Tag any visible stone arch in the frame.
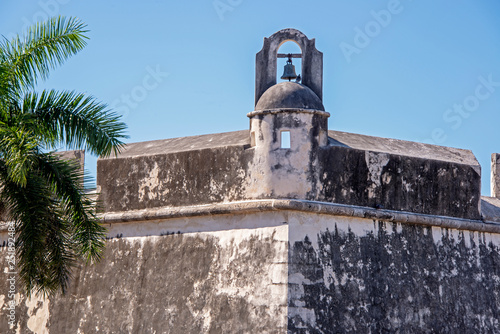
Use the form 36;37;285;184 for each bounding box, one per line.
255;28;323;106
276;40;302;81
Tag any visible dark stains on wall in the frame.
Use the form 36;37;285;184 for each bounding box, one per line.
0;231;286;333
305;114;328;200
288;222;500;333
97;131;480;219
319;147;481;219
97;146;254;212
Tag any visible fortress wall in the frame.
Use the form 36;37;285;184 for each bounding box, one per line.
287;212;500;333
2;207;500;333
97;145;254;213
318;146;481;220
97;135;481;221
492;153;500;198
0;212;289;334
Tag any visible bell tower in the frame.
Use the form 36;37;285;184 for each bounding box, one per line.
246;28;330;200
254;28;324;105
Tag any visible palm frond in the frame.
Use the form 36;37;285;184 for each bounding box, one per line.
35;152;106;263
23;90;127;157
0;16;126;297
1;16;88;95
0;160;75;297
0;119;39;186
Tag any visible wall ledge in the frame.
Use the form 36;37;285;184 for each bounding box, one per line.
97;199;500;234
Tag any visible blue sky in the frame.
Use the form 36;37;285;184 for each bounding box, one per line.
1;0;500;195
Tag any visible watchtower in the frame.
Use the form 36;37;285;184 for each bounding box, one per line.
247;28;329;199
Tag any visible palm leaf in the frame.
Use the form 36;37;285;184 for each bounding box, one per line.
0;16;127;296
23;90;127;157
0;16;88;96
36;152;106;262
0;160;74;297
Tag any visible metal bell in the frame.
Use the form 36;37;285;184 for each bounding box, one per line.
281;55;297;81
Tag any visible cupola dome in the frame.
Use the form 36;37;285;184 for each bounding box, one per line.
255;81;325;112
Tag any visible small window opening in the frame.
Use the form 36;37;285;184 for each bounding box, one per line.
281;131;291;149
250;131;256;147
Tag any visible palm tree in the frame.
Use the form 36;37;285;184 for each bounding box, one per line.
0;16;127;296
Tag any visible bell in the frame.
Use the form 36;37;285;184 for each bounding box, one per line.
281;56;297;81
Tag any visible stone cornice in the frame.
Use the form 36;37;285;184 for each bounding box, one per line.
98;199;500;234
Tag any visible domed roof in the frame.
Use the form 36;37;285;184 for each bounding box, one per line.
255;82;325;112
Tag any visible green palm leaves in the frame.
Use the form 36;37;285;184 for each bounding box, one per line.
0;16;127;296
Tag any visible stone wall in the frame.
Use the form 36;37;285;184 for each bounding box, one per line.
0;213;288;333
319;146;481;219
3;208;499;333
492;153;500;198
97;145;254;212
287;213;500;333
97;131;481;220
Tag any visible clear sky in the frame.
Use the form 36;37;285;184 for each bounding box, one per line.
1;0;500;195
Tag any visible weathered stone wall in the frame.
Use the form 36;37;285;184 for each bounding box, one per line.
492;153;500;198
287;213;500;333
97;131;481;220
319;146;481;219
246;111;328;200
97;145;254;212
1;208;500;333
0;213;288;333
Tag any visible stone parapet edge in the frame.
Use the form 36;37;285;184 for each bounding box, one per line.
1;199;498;233
247;109;330;118
96;199;500;233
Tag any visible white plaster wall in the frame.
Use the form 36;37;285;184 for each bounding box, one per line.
0;212;290;333
247;112;326;199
